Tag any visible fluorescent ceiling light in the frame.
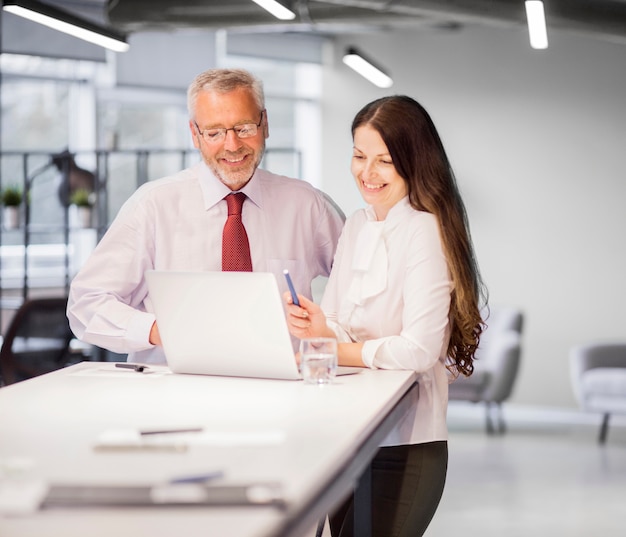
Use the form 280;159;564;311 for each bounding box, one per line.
525;1;549;50
250;0;296;21
3;0;129;52
342;47;393;89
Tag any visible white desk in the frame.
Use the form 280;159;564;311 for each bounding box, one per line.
0;362;417;537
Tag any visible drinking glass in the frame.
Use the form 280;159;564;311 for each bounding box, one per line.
299;337;338;385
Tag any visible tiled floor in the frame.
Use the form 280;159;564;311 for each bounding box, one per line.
429;403;626;537
311;403;626;537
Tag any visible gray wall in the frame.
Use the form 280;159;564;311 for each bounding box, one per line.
320;24;626;409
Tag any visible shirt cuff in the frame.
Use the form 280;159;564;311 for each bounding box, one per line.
362;338;395;369
126;310;157;349
361;339;378;369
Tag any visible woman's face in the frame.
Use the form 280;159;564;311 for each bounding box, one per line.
351;125;408;220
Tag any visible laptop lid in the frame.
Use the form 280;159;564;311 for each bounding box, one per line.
145;270;301;380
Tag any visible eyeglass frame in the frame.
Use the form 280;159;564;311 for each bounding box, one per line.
193;110;265;143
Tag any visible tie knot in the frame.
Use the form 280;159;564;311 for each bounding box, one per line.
226;192;246;216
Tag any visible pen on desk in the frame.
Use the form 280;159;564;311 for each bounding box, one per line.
115;363;149;373
283;269;300;307
168;470;224;484
140;427;204;436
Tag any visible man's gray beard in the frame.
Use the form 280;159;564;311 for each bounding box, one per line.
206;145;265;190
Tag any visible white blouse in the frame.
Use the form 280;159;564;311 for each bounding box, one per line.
321;197;453;445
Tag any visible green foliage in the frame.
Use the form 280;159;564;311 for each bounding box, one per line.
1;185;23;207
69;188;94;207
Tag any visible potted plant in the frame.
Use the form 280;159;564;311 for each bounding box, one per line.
1;185;23;229
69;188;94;228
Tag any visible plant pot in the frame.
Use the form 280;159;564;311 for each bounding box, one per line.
3;206;20;229
77;206;92;228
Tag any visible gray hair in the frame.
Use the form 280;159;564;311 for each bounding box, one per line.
187;68;265;119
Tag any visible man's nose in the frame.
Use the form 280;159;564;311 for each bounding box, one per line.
223;129;243;150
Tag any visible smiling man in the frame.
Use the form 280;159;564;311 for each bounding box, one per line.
192;85;266;191
67;68;345;365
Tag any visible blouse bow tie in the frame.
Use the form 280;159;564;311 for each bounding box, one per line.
346;220;388;306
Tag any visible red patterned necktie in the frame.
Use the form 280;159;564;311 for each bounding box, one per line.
222;192;253;272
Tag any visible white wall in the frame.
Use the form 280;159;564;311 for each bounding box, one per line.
320;24;626;409
117;30;218;89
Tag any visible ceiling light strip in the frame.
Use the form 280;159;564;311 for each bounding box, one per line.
3;0;129;52
525;1;549;50
250;0;296;21
342;48;393;88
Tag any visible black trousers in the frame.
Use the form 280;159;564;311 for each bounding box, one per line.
329;441;448;537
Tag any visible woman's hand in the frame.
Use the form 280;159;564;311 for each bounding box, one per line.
283;292;333;340
283;293;366;368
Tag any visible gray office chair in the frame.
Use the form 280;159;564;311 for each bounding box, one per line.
448;306;524;434
570;342;626;444
0;297;74;386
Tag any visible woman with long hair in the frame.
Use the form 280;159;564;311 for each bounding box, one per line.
285;95;487;537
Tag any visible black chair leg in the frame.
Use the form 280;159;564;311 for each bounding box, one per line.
485;402;507;435
598;413;610;444
485;402;495;434
496;402;506;434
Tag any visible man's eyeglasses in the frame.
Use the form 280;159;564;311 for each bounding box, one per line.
194;110;264;143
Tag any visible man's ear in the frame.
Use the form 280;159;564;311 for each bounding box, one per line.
263;109;270;139
189;120;201;149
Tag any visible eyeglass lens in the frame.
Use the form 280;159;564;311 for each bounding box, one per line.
197;111;263;142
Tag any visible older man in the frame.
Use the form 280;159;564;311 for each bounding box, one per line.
67;68;344;364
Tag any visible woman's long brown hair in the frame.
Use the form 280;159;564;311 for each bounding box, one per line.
352;95;487;376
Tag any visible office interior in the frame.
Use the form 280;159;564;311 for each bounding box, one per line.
1;1;625;535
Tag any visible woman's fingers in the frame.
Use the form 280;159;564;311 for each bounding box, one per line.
288;308;311;327
283;292;310;318
283;291;316;338
291;306;309;319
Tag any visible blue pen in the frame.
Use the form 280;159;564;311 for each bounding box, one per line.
283;269;300;306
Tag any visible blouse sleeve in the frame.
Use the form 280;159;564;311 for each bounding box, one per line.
363;214;452;372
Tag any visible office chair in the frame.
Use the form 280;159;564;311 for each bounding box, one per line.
448;306;524;434
570;342;626;444
0;297;74;386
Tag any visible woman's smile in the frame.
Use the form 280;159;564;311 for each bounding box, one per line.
361;180;386;191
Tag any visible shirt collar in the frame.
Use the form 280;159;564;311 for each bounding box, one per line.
197;161;263;210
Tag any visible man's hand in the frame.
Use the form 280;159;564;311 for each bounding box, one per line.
149;321;162;346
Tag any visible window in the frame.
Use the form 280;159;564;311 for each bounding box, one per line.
218;53;322;186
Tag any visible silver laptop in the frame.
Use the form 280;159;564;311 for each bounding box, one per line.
145;270;360;380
